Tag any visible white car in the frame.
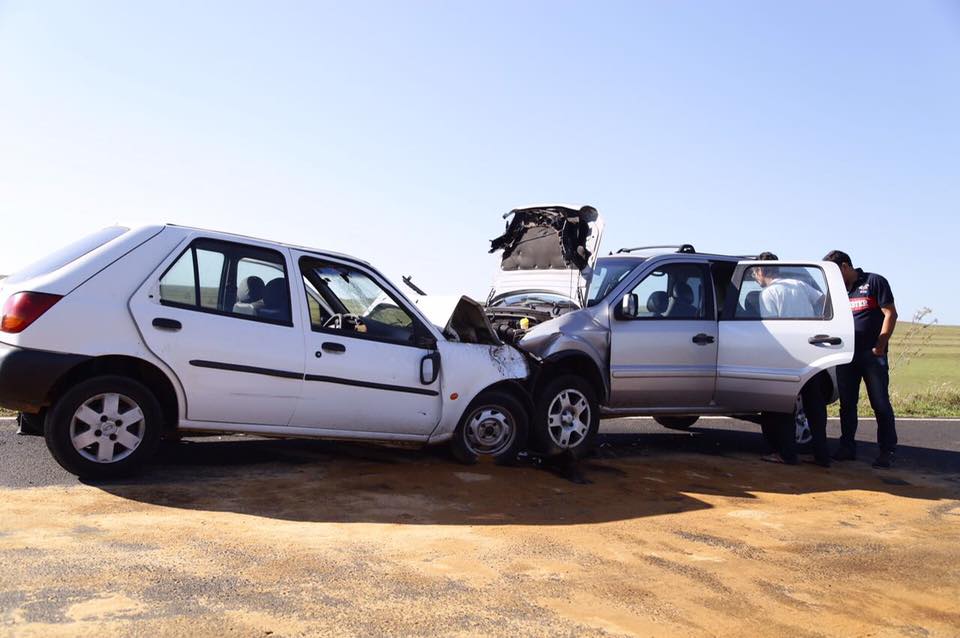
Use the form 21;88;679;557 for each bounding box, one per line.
0;224;531;477
484;205;856;457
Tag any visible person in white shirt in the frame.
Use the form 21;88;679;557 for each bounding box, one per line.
752;252;831;467
751;257;824;319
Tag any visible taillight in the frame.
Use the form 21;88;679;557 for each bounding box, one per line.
1;292;63;333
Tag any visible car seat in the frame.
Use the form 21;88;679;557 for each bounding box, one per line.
233;276;265;315
257;278;290;323
646;291;668;318
666;282;699;318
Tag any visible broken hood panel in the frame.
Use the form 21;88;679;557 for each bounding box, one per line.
414;295;502;345
488;205;604;305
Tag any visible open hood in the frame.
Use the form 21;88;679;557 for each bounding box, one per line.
487;204;604;306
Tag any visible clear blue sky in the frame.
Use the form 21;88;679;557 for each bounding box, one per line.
1;1;958;322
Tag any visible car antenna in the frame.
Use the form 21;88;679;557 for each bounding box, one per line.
402;275;427;296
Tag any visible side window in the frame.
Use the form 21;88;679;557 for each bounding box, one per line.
734;265;830;320
300;258;418;345
159;239;292;325
624;263;710;320
196;248;225;310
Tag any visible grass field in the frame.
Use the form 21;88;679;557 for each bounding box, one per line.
869;321;960;417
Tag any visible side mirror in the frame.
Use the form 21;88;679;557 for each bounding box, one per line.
420;351;441;385
614;293;639;320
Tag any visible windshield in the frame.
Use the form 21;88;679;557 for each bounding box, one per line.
586;258;642;307
490;291;576;308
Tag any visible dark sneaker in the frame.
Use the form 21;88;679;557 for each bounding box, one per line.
832;446;856;462
872;452;895;469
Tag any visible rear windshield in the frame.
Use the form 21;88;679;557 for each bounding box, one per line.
4;226;129;285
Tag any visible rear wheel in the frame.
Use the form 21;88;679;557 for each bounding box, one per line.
450;391;528;465
533;375;600;459
44;375;162;478
653;416;699;430
794;395;813;445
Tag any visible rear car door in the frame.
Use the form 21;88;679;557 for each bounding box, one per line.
289;252;442;436
129;236;305;426
716;261;854;412
608;260;718;408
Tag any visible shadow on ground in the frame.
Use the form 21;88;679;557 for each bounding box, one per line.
86;426;960;526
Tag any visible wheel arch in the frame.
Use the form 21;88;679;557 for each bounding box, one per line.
534;351;608;404
802;369;835;403
467;379;534;420
47;355;180;434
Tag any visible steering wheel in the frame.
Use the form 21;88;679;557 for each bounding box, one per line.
323;313;365;332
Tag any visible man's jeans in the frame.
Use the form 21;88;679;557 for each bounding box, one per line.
837;350;897;454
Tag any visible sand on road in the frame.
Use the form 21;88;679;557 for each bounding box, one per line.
1;443;959;637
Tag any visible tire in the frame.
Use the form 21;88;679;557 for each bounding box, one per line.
450;391;528;465
44;375;163;479
532;374;600;459
793;395;813;446
653;416;699;430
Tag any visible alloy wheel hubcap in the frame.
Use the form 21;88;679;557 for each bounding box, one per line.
795;396;812;445
464;406;515;456
69;393;146;463
547;389;591;449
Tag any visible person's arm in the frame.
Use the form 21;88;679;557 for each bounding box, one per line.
873;303;898;356
872;274;897;356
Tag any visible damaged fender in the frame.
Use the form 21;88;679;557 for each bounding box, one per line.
428;342;530;444
518;310;611;400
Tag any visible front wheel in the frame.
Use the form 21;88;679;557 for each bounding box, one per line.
450;391;528;465
532;375;600;459
44;375;163;479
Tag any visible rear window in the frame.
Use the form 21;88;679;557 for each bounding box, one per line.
4;226;129;285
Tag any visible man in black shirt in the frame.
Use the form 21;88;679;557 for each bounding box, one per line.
824;250;899;468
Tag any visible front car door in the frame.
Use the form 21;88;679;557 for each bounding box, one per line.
608;260;718;408
289;251;442;437
130;236;305;426
716;260;854;412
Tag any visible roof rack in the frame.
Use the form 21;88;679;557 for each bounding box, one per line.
615;244;696;255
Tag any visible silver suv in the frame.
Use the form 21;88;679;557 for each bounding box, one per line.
485;205;855;458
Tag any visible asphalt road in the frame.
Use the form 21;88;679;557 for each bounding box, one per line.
2;416;958;488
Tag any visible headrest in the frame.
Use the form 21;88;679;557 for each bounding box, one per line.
673;281;694;303
262;278;289;309
238;276;265;303
647;291;668;314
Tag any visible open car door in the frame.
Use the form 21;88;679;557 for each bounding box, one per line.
716;260;854;413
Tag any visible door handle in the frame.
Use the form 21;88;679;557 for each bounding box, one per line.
321;342;346;353
809;334;842;345
692;333;715;345
152;318;182;331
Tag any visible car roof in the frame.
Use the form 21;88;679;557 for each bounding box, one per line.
157;223;373;266
597;248;744;262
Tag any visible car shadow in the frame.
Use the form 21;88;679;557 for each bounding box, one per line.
85;427;960;526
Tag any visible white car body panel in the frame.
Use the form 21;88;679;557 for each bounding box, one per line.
716;261;855;412
413;295;468;331
287;249;443;435
427;340;529;443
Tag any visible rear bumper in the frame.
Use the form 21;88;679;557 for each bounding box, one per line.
0;342;88;412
